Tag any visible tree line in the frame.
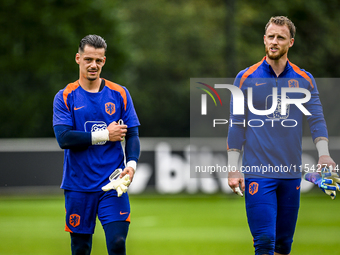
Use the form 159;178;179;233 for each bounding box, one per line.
1;0;339;138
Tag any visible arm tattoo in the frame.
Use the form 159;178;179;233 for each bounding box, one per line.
314;136;328;144
227;148;242;153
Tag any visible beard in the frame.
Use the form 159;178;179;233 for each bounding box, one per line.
265;46;287;60
87;76;98;81
86;69;99;81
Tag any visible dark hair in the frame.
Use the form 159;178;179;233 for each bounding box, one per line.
78;34;107;53
265;16;296;38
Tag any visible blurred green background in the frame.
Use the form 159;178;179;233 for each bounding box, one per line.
1;0;340;138
1;1;340;254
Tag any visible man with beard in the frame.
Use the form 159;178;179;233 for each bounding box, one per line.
53;35;140;255
227;16;335;255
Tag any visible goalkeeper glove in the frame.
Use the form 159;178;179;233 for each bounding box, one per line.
235;187;243;197
304;167;340;200
102;174;131;197
322;166;340;196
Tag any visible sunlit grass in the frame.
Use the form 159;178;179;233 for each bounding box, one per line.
0;192;338;255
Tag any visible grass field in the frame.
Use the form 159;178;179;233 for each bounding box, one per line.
0;192;339;255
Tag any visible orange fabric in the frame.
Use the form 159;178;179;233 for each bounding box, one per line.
288;61;314;89
239;57;265;89
64;208;73;232
63;81;80;111
62;79;128;111
125;213;131;223
103;79;128;111
65;223;73;233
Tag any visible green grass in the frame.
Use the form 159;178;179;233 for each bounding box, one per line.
0;193;339;255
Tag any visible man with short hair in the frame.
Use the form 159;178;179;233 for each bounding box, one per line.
227;16;335;255
53;34;140;255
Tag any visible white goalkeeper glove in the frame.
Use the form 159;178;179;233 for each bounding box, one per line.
234;187;243;197
102;169;131;197
304;167;340;200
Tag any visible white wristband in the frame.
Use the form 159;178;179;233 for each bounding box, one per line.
316;139;330;157
227;150;240;171
126;160;137;172
91;129;109;145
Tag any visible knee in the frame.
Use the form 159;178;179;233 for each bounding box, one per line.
104;221;129;255
254;234;275;255
107;235;126;255
72;245;91;255
71;233;92;255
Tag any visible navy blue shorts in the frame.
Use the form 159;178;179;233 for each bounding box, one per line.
245;178;301;255
64;189;130;234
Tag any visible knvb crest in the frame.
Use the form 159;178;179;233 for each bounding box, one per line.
249;182;259;195
69;214;80;228
105;102;116;115
288;79;299;88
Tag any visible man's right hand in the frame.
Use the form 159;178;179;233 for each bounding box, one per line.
228;170;245;196
107;121;127;142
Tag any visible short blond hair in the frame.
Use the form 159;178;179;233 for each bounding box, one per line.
265;16;296;38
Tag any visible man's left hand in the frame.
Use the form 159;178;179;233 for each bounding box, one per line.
120;166;135;183
102;174;131;197
304;169;338;199
318;155;336;171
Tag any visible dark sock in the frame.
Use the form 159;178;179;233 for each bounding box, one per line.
103;221;130;255
70;233;92;255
